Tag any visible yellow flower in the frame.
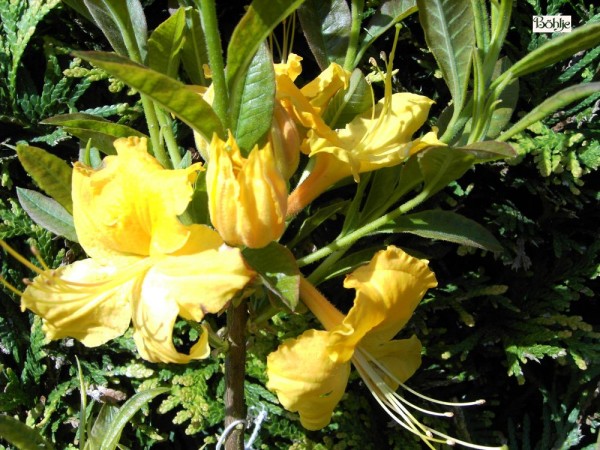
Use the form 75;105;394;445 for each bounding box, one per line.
281;50;444;216
1;137;255;364
206;133;287;249
267;247;500;449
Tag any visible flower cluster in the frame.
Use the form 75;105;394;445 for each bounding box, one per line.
0;48;497;449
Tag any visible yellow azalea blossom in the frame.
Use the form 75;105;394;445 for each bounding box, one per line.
206;133;287;249
1;137;255;364
267;247;502;449
282;44;444;216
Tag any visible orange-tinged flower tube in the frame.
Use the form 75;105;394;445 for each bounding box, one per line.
3;137;255;364
206;133;287;248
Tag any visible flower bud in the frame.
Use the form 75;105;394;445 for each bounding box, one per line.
206;133;287;248
269;102;301;180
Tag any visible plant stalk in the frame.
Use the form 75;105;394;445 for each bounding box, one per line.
224;301;247;450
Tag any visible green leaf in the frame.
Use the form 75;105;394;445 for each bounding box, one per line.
376;209;503;251
43;113;147;155
461;140;517;160
417;146;475;197
417;0;474;114
322;68;372;129
82;0;147;62
507;22;600;79
230;43;275;154
356;0;417;67
75;51;224;141
242;242;300;311
498;82;600;142
287;200;349;248
297;0;350;69
16;188;78;242
148;7;186;77
16;144;73;214
226;0;305;94
486;58;519;139
99;388;169;450
88;404;119;449
180;7;209;86
0;415;55;450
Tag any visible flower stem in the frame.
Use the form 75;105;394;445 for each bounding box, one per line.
344;0;364;71
297;189;430;267
199;0;230;129
224;301;247;450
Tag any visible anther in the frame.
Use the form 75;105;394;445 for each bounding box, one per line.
444;412;454;417
447;439;457;446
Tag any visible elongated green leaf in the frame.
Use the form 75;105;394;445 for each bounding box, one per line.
322;68;372;129
88;404;119;449
76;51;224;141
83;0;147;61
180;7;209;86
508;22;600;79
100;388;169;450
356;0;417;67
297;0;350;69
461;140;516;160
486;58;519;139
16;188;78;242
0;415;55;450
376;209;503;251
417;0;474;113
243;242;300;311
148;7;186;77
226;0;305;92
43;113;147;155
418;146;475;197
498;82;600;142
231;43;275;153
16;145;73;214
287;200;349;248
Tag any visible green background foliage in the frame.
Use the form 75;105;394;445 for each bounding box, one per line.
1;0;599;449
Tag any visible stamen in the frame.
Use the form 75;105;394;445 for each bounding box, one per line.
0;240;44;275
351;346;506;450
0;275;24;296
30;245;50;271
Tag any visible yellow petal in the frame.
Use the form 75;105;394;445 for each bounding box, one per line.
132;277;210;364
274;53;303;81
306;93;439;179
207;134;287;248
267;329;351;430
73;137;202;261
143;241;254;323
21;258;136;347
362;335;422;388
300;62;350;113
343;246;437;349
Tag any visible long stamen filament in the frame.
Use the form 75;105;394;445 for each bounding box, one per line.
352;347;506;450
0;240;44;275
365;347;486;408
0;275;25;296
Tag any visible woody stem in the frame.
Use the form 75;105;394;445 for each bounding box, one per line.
224;302;247;450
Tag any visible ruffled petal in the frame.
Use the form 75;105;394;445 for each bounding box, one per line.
21;258;135;347
73;137;202;261
267;329;351;430
362;335;423;389
343;246;437;348
132;276;209;363
143;229;254;322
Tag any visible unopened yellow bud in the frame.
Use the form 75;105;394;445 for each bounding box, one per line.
269;103;300;180
206;133;288;248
